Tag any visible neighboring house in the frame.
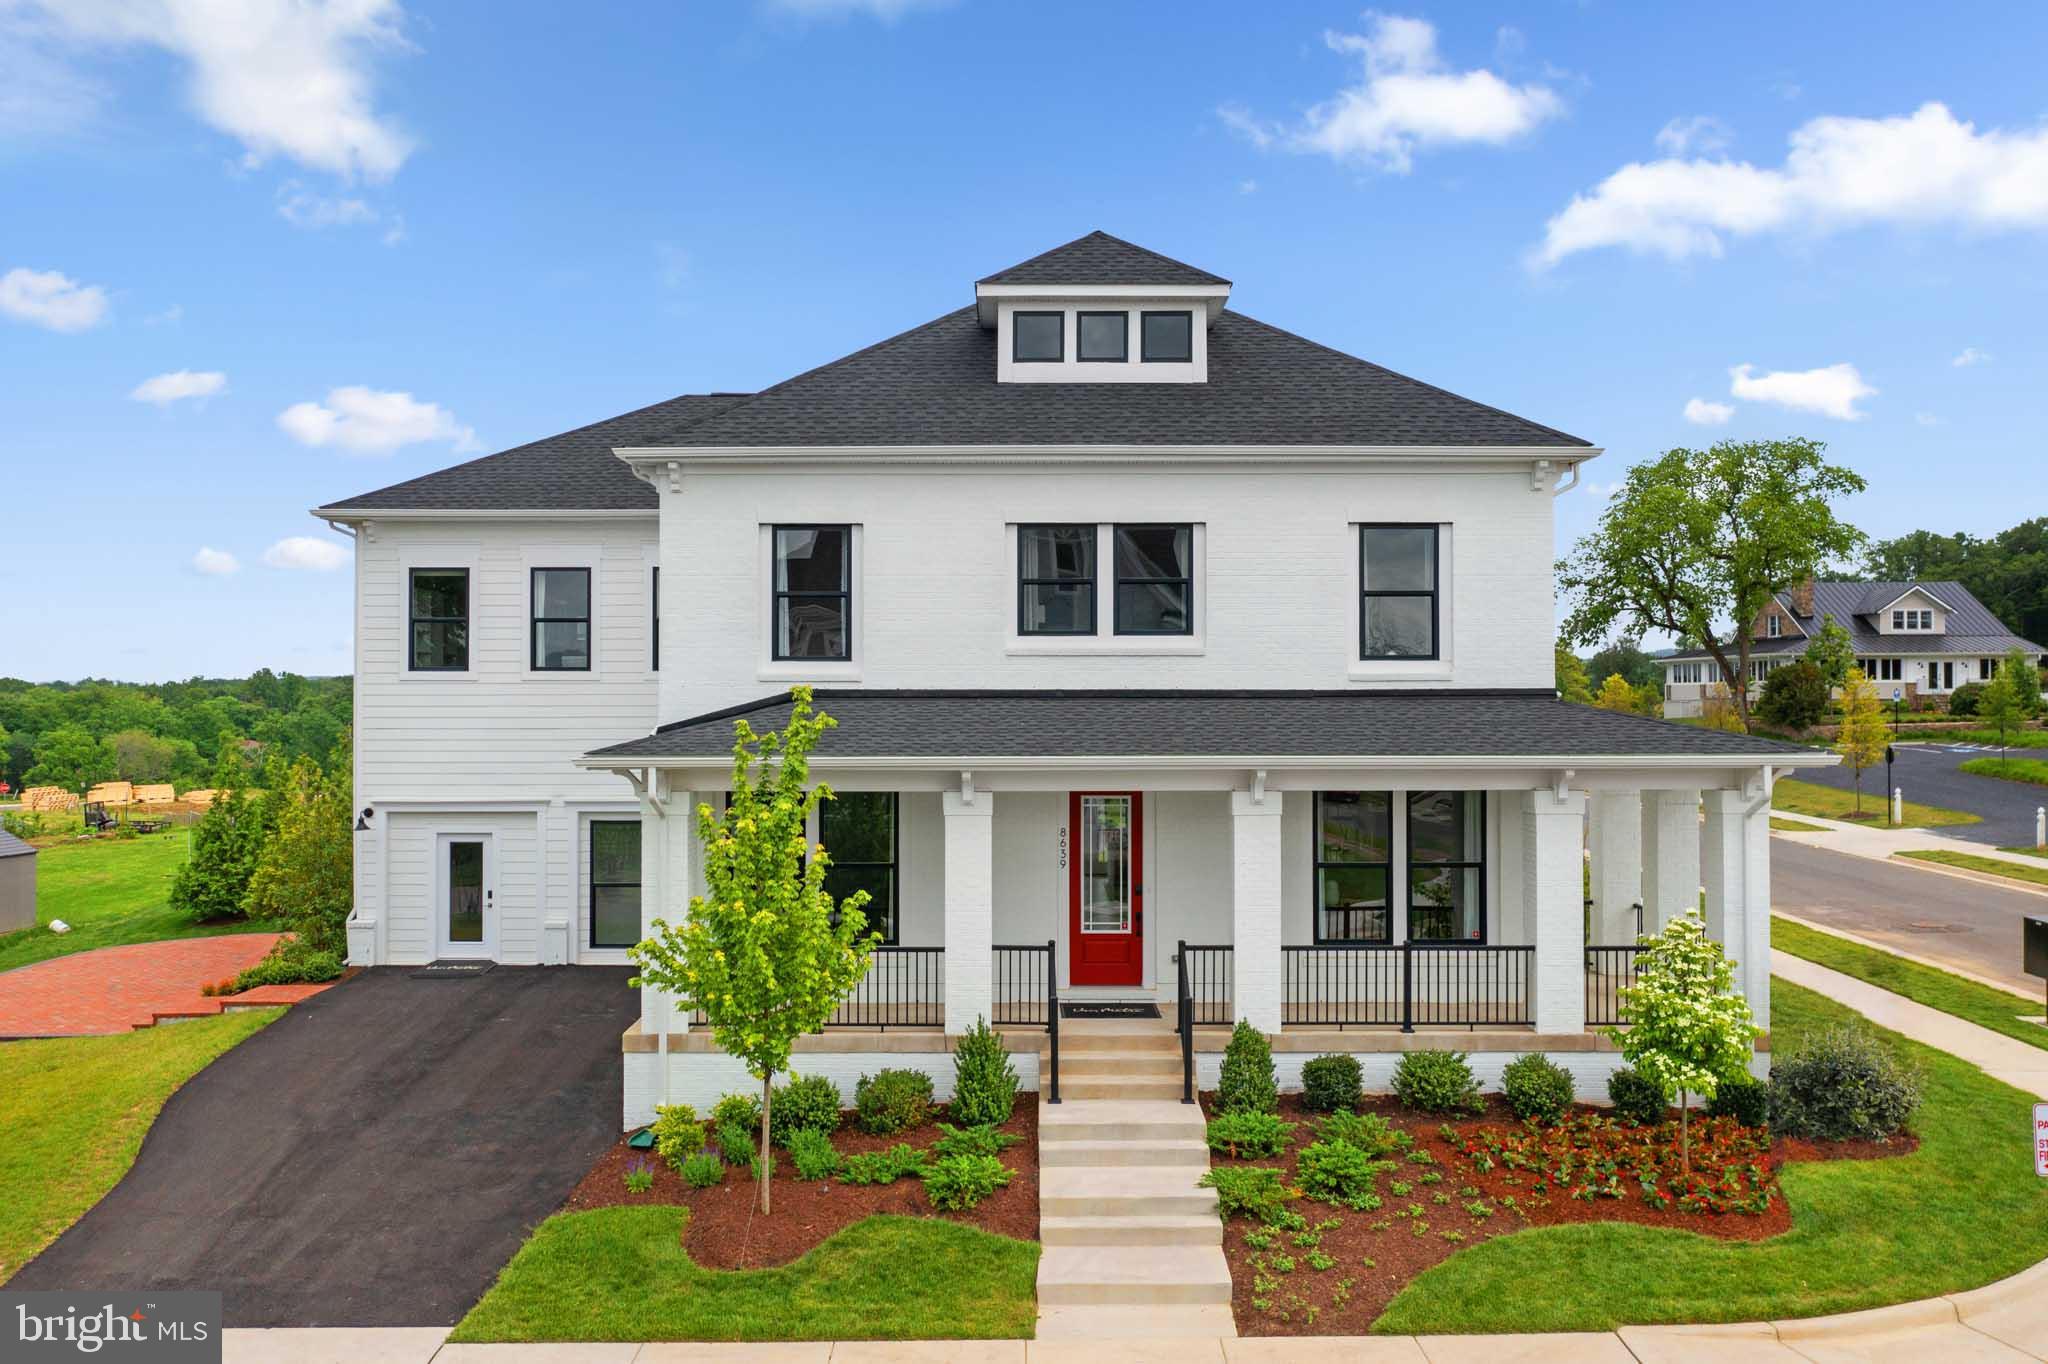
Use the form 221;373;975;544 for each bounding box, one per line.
316;232;1827;1126
0;828;35;934
1660;578;2046;717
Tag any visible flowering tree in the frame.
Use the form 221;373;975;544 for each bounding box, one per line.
1608;909;1759;1172
629;687;878;1213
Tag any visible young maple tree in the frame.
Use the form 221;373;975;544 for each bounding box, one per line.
1608;908;1759;1173
629;686;878;1214
1834;671;1889;817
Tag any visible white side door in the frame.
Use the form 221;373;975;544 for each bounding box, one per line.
435;831;496;960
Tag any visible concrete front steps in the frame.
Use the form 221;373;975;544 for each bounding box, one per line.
1055;1027;1185;1101
1035;1096;1236;1341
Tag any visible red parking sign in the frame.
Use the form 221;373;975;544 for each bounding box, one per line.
2037;1104;2048;1178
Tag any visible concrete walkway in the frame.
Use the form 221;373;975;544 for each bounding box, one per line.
1774;810;2048;876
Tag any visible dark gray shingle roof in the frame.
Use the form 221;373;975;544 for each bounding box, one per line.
1666;580;2043;661
0;828;36;859
978;231;1230;286
585;690;1812;763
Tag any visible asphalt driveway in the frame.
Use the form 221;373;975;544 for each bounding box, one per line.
1788;739;2047;847
10;965;638;1327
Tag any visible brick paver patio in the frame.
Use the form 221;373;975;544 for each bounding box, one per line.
0;934;336;1037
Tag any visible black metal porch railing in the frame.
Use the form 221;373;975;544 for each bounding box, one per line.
1281;944;1536;1030
1176;942;1233;1102
994;940;1059;1103
1584;945;1644;1027
825;945;944;1029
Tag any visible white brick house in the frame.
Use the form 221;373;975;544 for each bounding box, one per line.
316;233;1829;1126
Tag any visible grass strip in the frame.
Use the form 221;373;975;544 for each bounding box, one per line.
1769;915;2046;1048
1769;817;1829;833
1896;849;2048;890
1959;756;2048;787
1771;777;1979;829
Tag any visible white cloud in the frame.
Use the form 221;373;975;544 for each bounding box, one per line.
1537;102;2048;267
278;385;477;455
263;535;351;571
276;183;377;228
1222;13;1562;174
0;266;110;331
1951;346;1991;367
130;369;226;405
192;546;240;576
1728;362;1876;421
19;0;415;180
1655;115;1732;157
1683;397;1734;425
765;0;951;19
1237;178;1259;195
1915;411;1941;427
0;12;109;135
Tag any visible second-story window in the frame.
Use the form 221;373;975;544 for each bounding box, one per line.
409;568;468;672
1013;311;1063;363
1359;525;1438;659
1141;310;1192;362
773;525;851;660
1018;525;1096;635
1077;311;1128;362
531;567;592;670
1114;524;1192;635
1767;614;1781;638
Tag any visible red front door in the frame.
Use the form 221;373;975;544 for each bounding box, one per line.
1069;791;1143;987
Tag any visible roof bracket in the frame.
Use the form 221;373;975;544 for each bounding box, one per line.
666;461;683;495
1552;769;1576;802
1530;458;1554;493
1250;768;1267;804
960;770;975;806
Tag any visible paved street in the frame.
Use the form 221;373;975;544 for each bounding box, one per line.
1773;838;2048;996
1788;739;2047;847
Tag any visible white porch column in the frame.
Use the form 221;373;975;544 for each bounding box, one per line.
641;783;692;1037
1230;789;1284;1034
1588;791;1644;944
1639;789;1701;932
943;789;995;1034
1523;787;1588;1034
1701;785;1773;1031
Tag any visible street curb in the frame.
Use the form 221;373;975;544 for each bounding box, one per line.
1771;912;2041;1000
1887;851;2048;900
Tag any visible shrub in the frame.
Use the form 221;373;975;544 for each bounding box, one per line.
1300;1053;1363;1112
622;1158;654;1193
855;1067;935;1135
1501;1052;1575;1125
838;1143;928;1186
1706;1072;1771;1127
1948;681;1985;717
787;1126;842;1180
931;1122;1021;1160
921;1153;1014;1210
1756;660;1828;732
715;1119;754;1167
680;1151;724;1188
1770;1026;1921;1141
1314;1109;1410;1159
1296;1139;1390;1211
1198;1165;1295;1222
1391;1051;1481;1115
228;937;344;992
770;1074;843;1146
1217;1019;1278;1114
650;1104;706;1171
712;1092;761;1131
1607;1068;1666;1126
1206;1110;1295;1159
951;1017;1019;1126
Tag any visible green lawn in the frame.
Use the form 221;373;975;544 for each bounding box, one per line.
1896;848;2048;890
1372;977;2048;1333
449;1209;1040;1342
1894;727;2048;747
1769;817;1829;833
1999;846;2048;857
1959;756;2048;787
1771;777;1979;828
1770;915;2047;1049
0;1008;282;1284
0;833;279;974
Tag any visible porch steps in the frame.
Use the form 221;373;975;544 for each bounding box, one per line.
1060;1077;1183;1101
1034;1096;1236;1337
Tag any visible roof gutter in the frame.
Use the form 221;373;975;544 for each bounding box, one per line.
572;750;1835;773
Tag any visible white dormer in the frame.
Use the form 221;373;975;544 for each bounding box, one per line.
1869;586;1952;634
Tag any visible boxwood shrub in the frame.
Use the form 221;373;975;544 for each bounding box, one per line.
855;1067;934;1135
951;1017;1019;1126
1217;1019;1278;1114
770;1074;843;1146
1501;1052;1575;1125
1769;1026;1920;1140
1300;1053;1363;1112
1705;1072;1771;1127
1391;1050;1481;1115
1607;1067;1666;1126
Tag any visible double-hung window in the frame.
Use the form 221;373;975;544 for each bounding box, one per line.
1359;525;1439;659
772;526;851;661
1767;615;1781;638
1407;791;1485;942
1314;792;1392;944
1113;524;1193;635
1018;525;1096;635
821;792;897;943
409;568;469;671
531;567;591;670
589;820;642;949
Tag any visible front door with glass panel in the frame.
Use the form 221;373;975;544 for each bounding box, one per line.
1069;792;1142;986
437;833;494;959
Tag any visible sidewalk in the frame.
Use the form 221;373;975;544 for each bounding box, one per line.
1774;811;2048;877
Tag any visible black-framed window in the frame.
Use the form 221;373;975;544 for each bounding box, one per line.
651;566;660;672
1141;310;1193;362
1315;792;1392;944
1077;311;1128;362
1018;524;1096;635
822;792;897;944
409;568;469;671
1113;524;1193;635
1407;791;1485;943
531;567;591;671
1013;310;1063;363
590;819;642;949
772;525;851;661
1360;525;1439;660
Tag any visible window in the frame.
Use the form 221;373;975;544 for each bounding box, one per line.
1892;610;1903;630
1983;658;1998;679
589;820;641;949
1931;660;1954;690
1314;792;1392;943
772;526;851;661
821;792;897;943
1861;657;1902;682
1076;311;1128;362
531;567;591;670
651;566;660;672
1140;310;1192;362
1767;615;1782;638
1359;525;1439;659
1018;525;1096;635
409;568;469;671
1407;791;1485;942
1013;311;1063;363
1113;524;1193;634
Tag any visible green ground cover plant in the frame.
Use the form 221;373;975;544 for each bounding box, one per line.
1771;916;2048;1051
1958;756;2048;787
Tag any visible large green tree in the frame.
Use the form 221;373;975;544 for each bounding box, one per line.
23;725;114;792
244;734;354;953
170;750;265;922
1802;614;1856;690
1558;438;1866;728
1555;642;1593;704
1584;640;1663;691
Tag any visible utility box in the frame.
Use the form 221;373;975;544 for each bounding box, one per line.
2027;916;2048;983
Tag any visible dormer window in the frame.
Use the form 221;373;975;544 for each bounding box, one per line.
1141;311;1193;363
1767;615;1781;638
1077;311;1128;363
1013;311;1063;363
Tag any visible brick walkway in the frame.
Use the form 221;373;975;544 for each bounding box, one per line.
0;934;336;1037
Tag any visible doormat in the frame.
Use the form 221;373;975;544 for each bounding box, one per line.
411;960;496;978
1061;1001;1161;1019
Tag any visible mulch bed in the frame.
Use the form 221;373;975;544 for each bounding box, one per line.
1218;1092;1913;1336
563;1104;1038;1269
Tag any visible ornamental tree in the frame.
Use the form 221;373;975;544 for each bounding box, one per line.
1803;614;1855;690
629;686;878;1214
1755;660;1827;733
1978;673;2023;755
1834;671;1888;817
1608;909;1759;1173
2002;647;2043;717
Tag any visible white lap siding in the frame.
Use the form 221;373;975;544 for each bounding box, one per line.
382;810;542;964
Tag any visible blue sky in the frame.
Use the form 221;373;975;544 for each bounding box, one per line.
3;1;2043;682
